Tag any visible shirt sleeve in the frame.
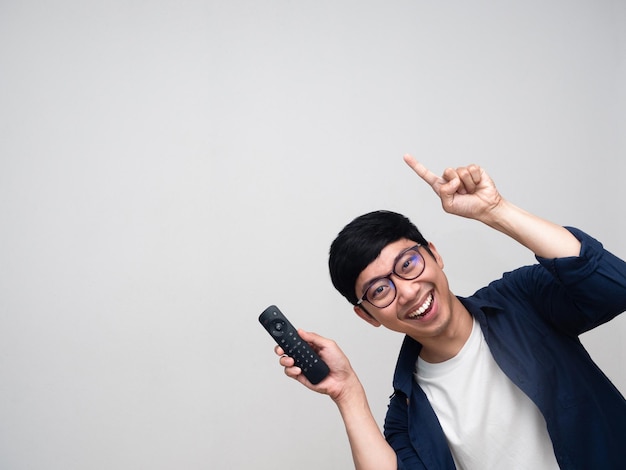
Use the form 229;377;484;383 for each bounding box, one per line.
534;226;626;334
384;394;412;469
384;393;425;470
384;390;457;469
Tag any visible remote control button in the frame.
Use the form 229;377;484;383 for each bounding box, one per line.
271;320;286;336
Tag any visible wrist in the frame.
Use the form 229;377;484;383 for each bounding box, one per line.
479;197;516;229
333;374;367;410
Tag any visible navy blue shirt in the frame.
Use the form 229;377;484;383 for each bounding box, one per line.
384;227;626;469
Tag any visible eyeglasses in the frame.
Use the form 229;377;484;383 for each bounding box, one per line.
356;244;426;309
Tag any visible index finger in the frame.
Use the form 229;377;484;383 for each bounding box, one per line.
403;154;441;187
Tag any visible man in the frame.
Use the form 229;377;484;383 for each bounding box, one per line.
275;155;626;469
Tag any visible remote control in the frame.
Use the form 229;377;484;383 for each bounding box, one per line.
259;305;330;385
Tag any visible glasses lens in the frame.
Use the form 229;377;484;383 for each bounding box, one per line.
395;248;424;280
366;278;396;308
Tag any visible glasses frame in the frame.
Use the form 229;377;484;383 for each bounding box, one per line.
356;244;426;309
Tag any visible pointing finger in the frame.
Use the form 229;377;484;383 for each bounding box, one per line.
403;154;441;188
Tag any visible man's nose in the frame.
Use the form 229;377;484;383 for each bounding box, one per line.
394;276;421;305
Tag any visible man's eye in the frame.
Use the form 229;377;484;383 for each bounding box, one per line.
400;255;417;272
369;282;391;300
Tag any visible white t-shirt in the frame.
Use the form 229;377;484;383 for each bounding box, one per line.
415;318;560;470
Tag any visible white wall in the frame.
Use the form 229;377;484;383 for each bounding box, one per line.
1;1;624;468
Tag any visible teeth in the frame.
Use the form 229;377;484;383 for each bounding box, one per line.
408;293;433;318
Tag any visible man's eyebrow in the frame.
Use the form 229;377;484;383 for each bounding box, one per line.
359;250;406;294
359;245;422;294
360;271;393;295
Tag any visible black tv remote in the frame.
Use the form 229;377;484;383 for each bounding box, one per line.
259;305;330;385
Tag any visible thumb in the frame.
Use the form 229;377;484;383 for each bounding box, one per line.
439;177;461;209
297;329;327;347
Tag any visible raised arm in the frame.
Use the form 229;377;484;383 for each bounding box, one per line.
403;154;581;259
276;330;397;470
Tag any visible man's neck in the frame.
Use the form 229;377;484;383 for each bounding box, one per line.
417;298;474;364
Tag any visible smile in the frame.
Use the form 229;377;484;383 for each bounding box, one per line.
407;292;434;318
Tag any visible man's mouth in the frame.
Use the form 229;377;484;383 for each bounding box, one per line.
407;292;434;319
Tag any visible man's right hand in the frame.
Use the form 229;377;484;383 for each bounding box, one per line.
275;329;361;404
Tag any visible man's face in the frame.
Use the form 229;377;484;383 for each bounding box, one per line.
352;238;458;342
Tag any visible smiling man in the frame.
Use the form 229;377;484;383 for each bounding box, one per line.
276;155;626;470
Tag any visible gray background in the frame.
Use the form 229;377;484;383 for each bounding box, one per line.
1;1;624;469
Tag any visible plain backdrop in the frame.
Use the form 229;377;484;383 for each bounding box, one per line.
1;1;625;469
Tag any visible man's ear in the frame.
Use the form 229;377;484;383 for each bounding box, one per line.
354;305;381;327
427;241;444;269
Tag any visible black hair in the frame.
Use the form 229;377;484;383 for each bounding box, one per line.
328;210;428;305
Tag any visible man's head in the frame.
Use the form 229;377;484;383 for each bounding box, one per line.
328;210;429;305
